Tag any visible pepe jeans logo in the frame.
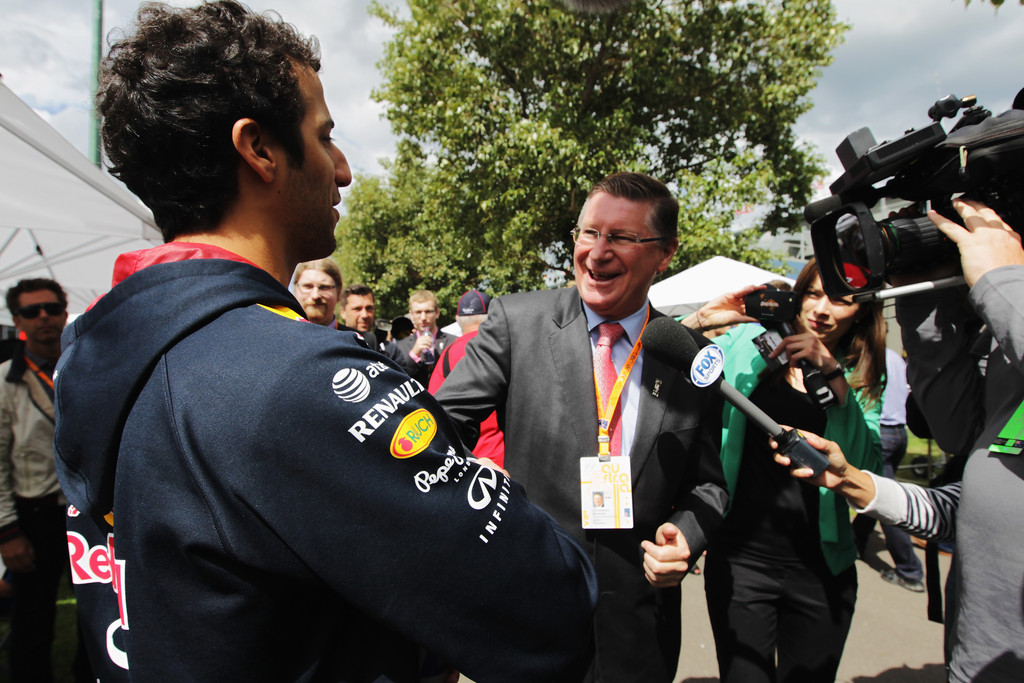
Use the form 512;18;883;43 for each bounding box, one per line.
333;368;371;403
390;409;437;458
690;344;725;388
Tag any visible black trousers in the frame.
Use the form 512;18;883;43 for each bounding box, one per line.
8;499;66;683
705;551;857;683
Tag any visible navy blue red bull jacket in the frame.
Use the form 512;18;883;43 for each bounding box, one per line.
54;244;597;682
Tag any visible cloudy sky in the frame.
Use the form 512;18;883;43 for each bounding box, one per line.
3;0;1023;192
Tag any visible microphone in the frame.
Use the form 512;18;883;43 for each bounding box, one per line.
641;317;831;476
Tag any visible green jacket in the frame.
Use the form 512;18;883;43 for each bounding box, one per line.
713;323;882;575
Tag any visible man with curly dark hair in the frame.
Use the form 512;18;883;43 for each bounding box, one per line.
53;3;597;682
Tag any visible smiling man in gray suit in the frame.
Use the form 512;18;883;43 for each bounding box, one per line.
436;172;728;682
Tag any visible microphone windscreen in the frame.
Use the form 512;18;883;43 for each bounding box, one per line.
640;317;701;372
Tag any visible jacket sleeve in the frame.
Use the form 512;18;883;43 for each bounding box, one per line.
665;374;727;560
895;285;987;457
0;370;19;535
205;331;596;683
434;299;513;449
972;266;1024;376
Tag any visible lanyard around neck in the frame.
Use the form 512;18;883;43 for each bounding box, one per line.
593;308;650;458
23;356;54;391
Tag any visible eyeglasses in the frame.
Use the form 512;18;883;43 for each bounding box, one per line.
571;227;666;248
16;302;65;319
297;283;337;293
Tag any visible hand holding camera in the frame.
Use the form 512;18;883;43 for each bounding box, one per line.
928;198;1024;287
682;284;761;333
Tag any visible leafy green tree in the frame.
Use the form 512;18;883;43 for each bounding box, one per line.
337;0;846;316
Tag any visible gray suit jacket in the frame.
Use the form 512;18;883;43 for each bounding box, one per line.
436;288;727;683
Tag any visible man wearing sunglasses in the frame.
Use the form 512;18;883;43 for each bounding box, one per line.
0;278;88;682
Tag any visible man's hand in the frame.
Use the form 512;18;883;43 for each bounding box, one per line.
640;522;691;588
473;457;509;477
410;333;434;357
929;198;1024;287
0;536;36;573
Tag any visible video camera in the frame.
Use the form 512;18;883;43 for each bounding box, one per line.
806;91;1024;299
743;286;837;410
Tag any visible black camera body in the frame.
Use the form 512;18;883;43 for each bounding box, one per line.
743;287;837;410
806;92;1024;298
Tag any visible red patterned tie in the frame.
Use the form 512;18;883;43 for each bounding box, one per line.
594;322;627;457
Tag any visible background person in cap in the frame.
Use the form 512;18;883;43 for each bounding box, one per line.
389;315;414;342
428;289;505;468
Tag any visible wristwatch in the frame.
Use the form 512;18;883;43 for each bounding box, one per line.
822;366;845;381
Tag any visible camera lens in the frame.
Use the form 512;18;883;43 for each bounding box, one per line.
885;216;959;272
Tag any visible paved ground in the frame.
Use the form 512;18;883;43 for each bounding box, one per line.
461;529;949;683
676;529;950;682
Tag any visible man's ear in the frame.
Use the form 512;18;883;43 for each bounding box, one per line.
656;237;679;273
232;118;278;184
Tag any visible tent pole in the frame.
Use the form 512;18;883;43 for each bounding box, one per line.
89;0;103;167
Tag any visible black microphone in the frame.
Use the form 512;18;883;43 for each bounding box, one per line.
641;317;830;476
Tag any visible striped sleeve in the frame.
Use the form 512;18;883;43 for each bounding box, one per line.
856;473;960;543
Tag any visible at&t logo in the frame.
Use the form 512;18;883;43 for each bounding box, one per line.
333;367;371;402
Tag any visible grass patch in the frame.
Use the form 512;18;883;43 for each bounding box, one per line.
896;435;950;485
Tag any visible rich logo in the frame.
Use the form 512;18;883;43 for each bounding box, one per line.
690;344;725;388
333;367;371;403
390;409;437;458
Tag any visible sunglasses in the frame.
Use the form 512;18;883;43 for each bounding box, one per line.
16;302;65;319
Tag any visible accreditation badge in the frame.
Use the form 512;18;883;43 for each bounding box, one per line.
580;456;633;529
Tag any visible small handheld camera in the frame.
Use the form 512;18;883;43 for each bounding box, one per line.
743;286;837;410
743;289;796;323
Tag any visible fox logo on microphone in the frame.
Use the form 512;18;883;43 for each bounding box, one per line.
690;345;725;388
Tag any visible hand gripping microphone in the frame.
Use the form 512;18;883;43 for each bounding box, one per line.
641;317;831;477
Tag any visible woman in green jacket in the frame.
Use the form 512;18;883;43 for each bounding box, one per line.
682;258;885;683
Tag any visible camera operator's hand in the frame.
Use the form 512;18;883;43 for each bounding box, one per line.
928;198;1024;287
770;428;876;507
682;284;761;333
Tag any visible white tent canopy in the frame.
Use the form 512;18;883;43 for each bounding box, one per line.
649;256;794;318
0;78;161;326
